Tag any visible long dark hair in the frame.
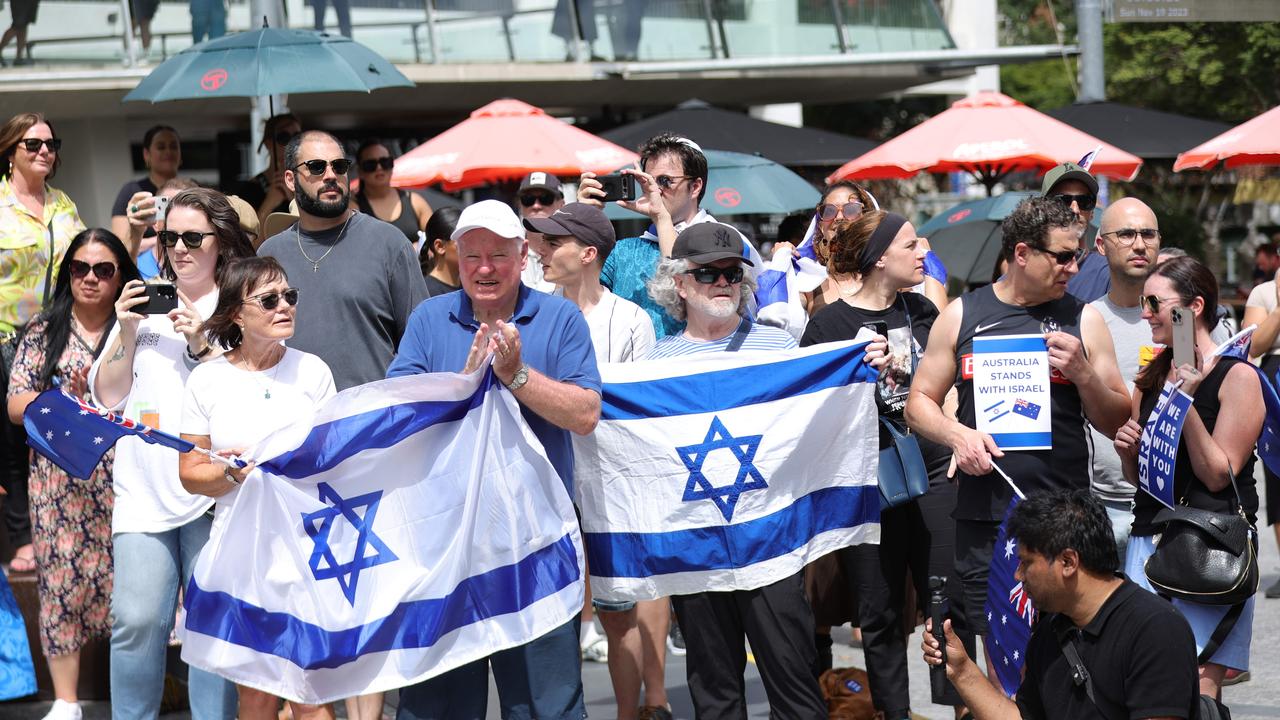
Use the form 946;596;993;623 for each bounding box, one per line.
161;188;256;284
1134;256;1220;396
35;229;141;389
419;206;461;275
201;257;288;350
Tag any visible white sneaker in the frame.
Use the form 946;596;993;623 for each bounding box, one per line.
42;699;82;720
581;635;608;663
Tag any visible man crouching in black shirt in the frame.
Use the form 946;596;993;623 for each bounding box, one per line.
922;490;1200;719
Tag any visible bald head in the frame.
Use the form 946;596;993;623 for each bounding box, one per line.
1097;198;1159;287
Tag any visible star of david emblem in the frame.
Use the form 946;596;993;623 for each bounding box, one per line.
301;482;398;605
675;416;767;522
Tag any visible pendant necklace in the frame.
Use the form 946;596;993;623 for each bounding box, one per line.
241;345;283;399
297;211;352;272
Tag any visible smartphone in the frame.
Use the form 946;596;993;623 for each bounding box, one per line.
138;282;178;315
154;195;170;223
597;173;635;203
1171;306;1195;369
862;321;889;339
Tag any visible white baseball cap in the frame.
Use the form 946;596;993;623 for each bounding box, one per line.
451;199;526;242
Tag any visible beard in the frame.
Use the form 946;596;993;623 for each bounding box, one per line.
296;180;350;218
686;289;740;320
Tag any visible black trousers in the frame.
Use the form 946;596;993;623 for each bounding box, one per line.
840;482;972;716
672;571;827;720
0;354;31;549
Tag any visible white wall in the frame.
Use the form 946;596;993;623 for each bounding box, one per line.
53;118;133;229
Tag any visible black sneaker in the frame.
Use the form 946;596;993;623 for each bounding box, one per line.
667;621;687;657
1266;577;1280;599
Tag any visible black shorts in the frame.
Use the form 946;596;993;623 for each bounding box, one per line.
948;518;1000;636
131;0;161;22
11;0;39;26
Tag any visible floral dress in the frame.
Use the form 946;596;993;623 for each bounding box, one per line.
5;318;113;657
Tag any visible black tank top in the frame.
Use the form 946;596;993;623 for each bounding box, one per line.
356;189;418;243
1132;356;1260;536
953;284;1090;521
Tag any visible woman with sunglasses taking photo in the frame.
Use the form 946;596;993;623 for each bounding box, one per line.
179;256;336;720
352;139;431;244
91;187;253;719
7;228;140;720
2;111;86;578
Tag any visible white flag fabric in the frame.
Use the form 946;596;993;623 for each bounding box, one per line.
180;368;583;704
574;341;881;601
755;247;828;340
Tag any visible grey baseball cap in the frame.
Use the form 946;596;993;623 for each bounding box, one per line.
1041;162;1099;196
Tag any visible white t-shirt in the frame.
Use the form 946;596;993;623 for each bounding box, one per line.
1246;281;1280;356
88;291;219;534
181;348;336;532
583;289;656;363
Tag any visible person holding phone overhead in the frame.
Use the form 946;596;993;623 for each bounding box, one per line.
90;188;253;719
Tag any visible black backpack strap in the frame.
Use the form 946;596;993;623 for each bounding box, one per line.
1197;601;1244;666
725;316;752;353
1057;632;1097;707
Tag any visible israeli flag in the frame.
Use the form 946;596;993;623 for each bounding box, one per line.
575;341;881;600
180;368;583;704
755;248;827;340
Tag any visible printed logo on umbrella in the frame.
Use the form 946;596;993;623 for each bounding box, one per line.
200;68;229;92
947;208;972;224
715;187;741;208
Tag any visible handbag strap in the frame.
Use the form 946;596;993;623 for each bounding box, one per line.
1057;631;1098;706
725;316;752;353
1198;601;1245;666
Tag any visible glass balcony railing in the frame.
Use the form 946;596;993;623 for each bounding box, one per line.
1;0;954;68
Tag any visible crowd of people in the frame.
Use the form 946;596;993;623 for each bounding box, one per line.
0;106;1275;720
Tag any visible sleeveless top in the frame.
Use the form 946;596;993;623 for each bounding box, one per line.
953;284;1090;521
356;189;418;243
1132;356;1260;536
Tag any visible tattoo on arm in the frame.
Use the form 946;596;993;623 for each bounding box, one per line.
108;344;125;363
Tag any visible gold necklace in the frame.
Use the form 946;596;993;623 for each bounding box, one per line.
296;212;352;272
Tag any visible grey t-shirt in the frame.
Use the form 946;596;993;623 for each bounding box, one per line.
259;212;428;391
1088;295;1156;502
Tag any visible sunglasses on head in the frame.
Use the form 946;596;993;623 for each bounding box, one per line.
1027;244;1087;267
293;158;352;177
158;230;215;249
19;138;61;153
68;260;117;281
1139;295;1183;314
1052;192;1097;212
519;192;557;208
273;130;298;147
244;287;300;311
686;266;744;285
819;201;864;222
359;157;395;173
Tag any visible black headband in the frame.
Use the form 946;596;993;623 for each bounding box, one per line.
858;212;908;275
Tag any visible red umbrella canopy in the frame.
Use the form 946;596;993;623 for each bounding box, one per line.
826;91;1142;185
1174;105;1280;172
392;98;638;191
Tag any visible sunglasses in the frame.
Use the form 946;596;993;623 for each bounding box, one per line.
519;192;557;208
1101;227;1161;246
1052;193;1097;212
1027;244;1087;267
158;230;216;249
19;138;61;153
655;175;691;190
359;157;395;173
273;130;298;147
1139;295;1183;314
244;287;300;311
293;158;353;177
68;260;117;281
819;201;864;222
686;266;745;285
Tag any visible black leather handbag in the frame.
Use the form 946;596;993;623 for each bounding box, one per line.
877;417;929;510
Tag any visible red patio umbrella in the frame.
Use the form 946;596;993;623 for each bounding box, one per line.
391;98;638;191
827;91;1143;194
1173;105;1280;172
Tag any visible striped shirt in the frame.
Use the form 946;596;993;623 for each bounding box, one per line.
643;322;797;359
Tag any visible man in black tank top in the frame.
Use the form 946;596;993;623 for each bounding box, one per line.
905;197;1131;651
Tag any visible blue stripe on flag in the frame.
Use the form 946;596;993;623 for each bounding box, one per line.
973;337;1047;354
990;432;1052;448
183;532;579;670
261;379;490;478
584;485;878;578
603;344;876;421
754;268;788;308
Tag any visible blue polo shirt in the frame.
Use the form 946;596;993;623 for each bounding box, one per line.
386;284;601;493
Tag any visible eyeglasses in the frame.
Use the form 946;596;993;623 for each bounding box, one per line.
1139;295;1183;314
359;157;395;173
519;192;557;208
292;158;353;177
19;138;61;153
273;130;298;147
1027;244;1087;267
686;266;744;285
1101;228;1161;246
655;175;692;190
819;201;864;222
244;287;300;311
157;230;216;249
1052;193;1097;212
68;260;117;281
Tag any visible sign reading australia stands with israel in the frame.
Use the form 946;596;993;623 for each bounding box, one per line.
971;335;1051;451
1113;0;1280;22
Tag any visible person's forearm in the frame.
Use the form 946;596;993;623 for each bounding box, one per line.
948;661;1022;720
1077;372;1131;438
905;390;966;448
655;211;676;258
1248;307;1280;358
506;369;600;435
7;391;37;424
178;453;239;498
93;332;138;409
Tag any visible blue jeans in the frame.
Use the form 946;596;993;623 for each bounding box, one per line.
396;617;585;720
110;515;237;720
189;0;226;43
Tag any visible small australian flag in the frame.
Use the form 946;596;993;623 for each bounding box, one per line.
1011;398;1041;420
985;496;1036;697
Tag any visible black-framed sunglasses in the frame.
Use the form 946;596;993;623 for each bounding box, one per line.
1139;295;1183;314
19;138;62;153
157;230;216;249
1052;192;1097;212
273;130;299;147
1027;244;1087;267
244;287;300;311
359;157;395;173
655;175;692;190
519;192;557;208
68;260;117;281
819;201;865;222
293;158;353;177
686;266;745;285
1101;227;1161;246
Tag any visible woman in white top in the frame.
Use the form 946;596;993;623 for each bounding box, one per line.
91;188;255;720
179;256;335;720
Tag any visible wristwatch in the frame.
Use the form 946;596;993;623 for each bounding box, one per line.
223;467;240;486
504;363;530;391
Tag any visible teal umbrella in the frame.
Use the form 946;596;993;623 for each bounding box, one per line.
122;27;412;104
605;149;819;219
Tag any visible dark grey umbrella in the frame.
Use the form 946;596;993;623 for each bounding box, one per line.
1044;102;1231;160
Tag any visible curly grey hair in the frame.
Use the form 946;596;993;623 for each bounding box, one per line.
647;257;757;323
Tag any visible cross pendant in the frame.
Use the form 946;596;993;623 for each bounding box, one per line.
264;390;271;399
312;263;320;272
